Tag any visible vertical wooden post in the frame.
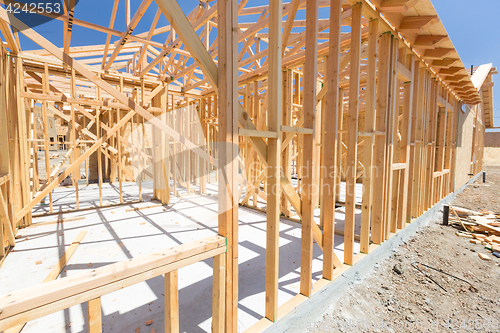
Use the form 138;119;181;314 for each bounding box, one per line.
322;0;342;279
0;51;11;254
252;81;259;206
218;0;239;330
15;58;31;226
70;68;79;209
88;297;102;333
371;32;391;244
312;79;322;209
164;270;179;333
335;89;343;203
360;18;378;254
163;84;171;203
406;59;420;223
84;117;89;186
425;79;438;210
412;68;426;217
385;36;398;237
6;54;20;223
199;98;207;194
0;208;4;257
171;94;178;196
184;101;191;193
344;3;362;265
282;70;292;216
109;106;117;184
449;98;459;193
42;63;52;213
118;77;124;203
397;56;415;229
265;0;282;321
96;79;103;207
300;0;318;297
0;49;9;182
212;253;225;333
30;100;39;191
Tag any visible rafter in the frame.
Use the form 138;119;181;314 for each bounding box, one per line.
104;0;154;71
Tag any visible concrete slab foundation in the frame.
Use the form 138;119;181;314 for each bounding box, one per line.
0;181;363;333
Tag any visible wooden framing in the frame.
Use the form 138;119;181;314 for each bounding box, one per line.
299;0;318;297
0;236;226;331
265;0;282;322
0;0;493;332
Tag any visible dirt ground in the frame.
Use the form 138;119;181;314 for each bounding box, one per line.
308;165;500;332
453;166;500;213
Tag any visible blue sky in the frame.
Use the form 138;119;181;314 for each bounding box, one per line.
433;0;500;130
13;0;499;128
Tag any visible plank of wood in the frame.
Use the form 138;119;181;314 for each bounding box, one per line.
15;57;32;225
0;18;19;52
455;232;473;239
31;216;86;228
398;16;437;33
414;35;447;47
125;204;163;212
281;0;300;56
396;54;414;230
478;253;491;261
397;61;412;81
321;0;342;280
265;0;282;322
216;0;239;331
360;18;378;254
3;231;87;333
281;125;313;135
211;253;225;333
384;35;399;236
164;270;179;333
299;0;318;298
344;3;362;265
484;235;500;244
470;217;500;235
0;190;15;246
371;32;391;244
44;231;87;282
88;298;102;333
239;129;277;138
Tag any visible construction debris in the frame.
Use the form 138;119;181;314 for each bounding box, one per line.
450;205;500;260
455;231;474;238
478;253;492;261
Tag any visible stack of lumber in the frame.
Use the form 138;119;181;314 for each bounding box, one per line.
451;205;500;260
449;205;500;235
